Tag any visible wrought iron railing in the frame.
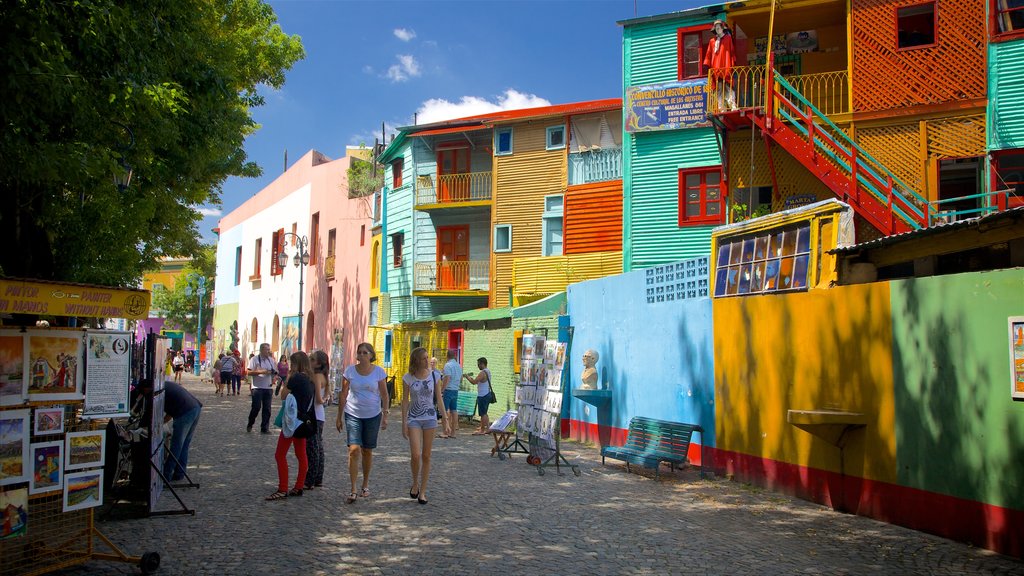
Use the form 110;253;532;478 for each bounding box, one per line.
568;148;622;185
785;70;850;117
414;260;490;291
415;171;492;205
706;66;850;117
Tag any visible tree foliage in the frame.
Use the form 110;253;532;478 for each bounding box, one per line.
150;245;216;344
0;0;304;286
346;150;385;199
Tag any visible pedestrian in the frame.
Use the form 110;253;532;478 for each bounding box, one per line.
266;351;315;501
160;379;203;481
276;354;289;388
401;346;444;505
440;349;463;438
172;351;185;383
213;353;225;396
231;350;243;395
246;353;255;395
304;350;330;490
463;357;492;435
337;342;389;504
219;351;238;395
247;343;277;434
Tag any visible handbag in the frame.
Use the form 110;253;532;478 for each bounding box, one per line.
274;403;286;428
485;370;497;404
292;388;317;439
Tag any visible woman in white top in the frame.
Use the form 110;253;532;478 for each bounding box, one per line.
463;357;492;435
337;342;389;505
401;346;445;505
304;350;330;491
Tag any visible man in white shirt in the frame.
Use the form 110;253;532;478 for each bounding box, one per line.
441;349;463;438
246;343;277;434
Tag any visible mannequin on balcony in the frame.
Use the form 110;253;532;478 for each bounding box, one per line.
704;19;737;111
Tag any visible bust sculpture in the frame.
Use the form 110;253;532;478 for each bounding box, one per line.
580;349;599;390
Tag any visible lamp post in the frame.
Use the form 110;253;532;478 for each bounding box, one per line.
185;275;207;375
277;233;310;351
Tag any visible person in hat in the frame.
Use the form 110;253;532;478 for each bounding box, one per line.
704;19;737;111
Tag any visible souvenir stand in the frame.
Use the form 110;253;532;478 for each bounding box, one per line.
504;329;580;477
0;278;161;575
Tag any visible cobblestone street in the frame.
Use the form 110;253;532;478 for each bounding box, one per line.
54;375;1023;575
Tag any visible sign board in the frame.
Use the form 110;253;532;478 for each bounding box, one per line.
83;331;132;418
0;278;150;320
625;78;709;133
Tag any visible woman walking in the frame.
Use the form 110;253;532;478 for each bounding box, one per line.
401;347;445;505
304;350;329;490
337;343;389;504
266;351;315;501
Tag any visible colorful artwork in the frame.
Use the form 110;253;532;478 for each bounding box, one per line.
625;79;709;133
281;316;300;357
27;332;83;401
785;30;818;54
33;407;64;436
0;334;27;407
63;469;103;512
29;441;62;495
0;487;28;539
64;430;105;471
0;409;30;486
1011;317;1024;400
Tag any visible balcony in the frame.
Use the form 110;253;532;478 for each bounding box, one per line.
415;171;492;208
414;260;490;293
569;148;622;185
707;66;850;118
324;254;335;281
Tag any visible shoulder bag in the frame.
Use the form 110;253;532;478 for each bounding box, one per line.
485;370;497;404
292;379;317;439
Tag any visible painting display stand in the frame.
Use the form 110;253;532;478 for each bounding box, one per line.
490;410;529;460
145;438;195;517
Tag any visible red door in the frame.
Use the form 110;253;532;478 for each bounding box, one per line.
437;147;470;202
437;225;469;289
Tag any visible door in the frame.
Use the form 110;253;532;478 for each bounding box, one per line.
437;225;470;289
437;146;470;202
447;329;464;364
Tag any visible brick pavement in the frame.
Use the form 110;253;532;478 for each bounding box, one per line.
52;374;1023;576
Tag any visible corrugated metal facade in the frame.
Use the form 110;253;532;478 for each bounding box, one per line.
389;294;412;324
415;296;488;319
385;145;414;302
623;14;720;272
990;40;1024;150
492;122;567;307
564;180;623;254
512;251;622;302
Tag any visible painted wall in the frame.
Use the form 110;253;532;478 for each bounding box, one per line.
989;39;1024;150
564;180;623;254
461;322;515;411
385;145;414;303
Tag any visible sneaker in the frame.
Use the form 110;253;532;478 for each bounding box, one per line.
246;425;253;433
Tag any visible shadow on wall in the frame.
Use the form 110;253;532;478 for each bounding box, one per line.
307;265;367;369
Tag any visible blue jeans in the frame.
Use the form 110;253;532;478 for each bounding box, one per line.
164;406;201;480
248;388;273;432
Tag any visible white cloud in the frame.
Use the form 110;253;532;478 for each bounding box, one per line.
415;89;552;124
386;54;421;82
393;28;416;42
197;207;222;217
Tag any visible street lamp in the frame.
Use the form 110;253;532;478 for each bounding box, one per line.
185;274;207;375
277;233;310;351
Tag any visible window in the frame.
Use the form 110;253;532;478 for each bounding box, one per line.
713;223;812;297
392;158;404;188
678;166;726;225
359;225;365;247
993;149;1024;198
251;237;262;279
546;125;566;150
495;128;513;156
391;232;404;267
993;0;1024;37
309;213;320;264
896;2;936;49
677;25;714;79
542;195;564;256
328;228;337;256
153;283;165;292
494;224;512;253
271;228;284;276
370;239;380;290
234;246;242;285
383;330;393;367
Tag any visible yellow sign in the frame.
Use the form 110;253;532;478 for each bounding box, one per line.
0;278;151;320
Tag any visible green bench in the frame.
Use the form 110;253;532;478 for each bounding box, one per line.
456;390;477;424
601;416;703;478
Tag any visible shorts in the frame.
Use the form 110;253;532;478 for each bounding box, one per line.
477;396;490;417
442;389;459;412
406;418;439;430
173;365;183;373
344;412;382;449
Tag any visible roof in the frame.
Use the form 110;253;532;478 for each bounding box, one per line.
431;306;513;322
482;98;621;125
409;124;490;138
617;2;726;27
512;292;567;318
831;206;1024;255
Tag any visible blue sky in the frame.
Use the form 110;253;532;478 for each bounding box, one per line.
200;0;706;242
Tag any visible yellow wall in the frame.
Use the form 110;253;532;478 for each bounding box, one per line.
512;251;622;302
492;121;567;307
141;257;191;292
713;283;897;483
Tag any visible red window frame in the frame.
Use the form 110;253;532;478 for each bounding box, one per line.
677;24;713;80
270;228;284;276
992;149;1024;208
309;212;319;265
991;0;1024;41
895;1;938;51
392;158;403;188
678;166;726;226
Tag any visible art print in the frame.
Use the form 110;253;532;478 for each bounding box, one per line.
0;334;27;407
27;332;83;401
1011;317;1024;400
0;409;31;486
64;430;105;471
521;335;535;360
33;406;64;435
63;469;103;512
0;487;28;539
533;337;546;358
29;441;63;495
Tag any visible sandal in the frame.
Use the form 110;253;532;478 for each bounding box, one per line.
359;487;370;498
288;488;303;497
265;491;288;501
346;492;357;504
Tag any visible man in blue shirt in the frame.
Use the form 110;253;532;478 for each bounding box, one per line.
441;349;463;438
162;380;202;481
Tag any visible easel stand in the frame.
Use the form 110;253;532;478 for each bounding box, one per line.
147;437;196;516
492;410;529;460
534;429;580;477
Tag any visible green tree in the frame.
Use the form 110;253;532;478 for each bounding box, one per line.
0;0;304;286
346;147;384;198
151;246;216;345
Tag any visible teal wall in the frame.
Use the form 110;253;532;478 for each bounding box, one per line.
385;144;414;301
989;40;1024;150
890;268;1024;511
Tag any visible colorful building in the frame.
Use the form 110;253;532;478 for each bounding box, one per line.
136;256;202;351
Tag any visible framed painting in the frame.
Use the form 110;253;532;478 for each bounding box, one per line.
64;430;105;471
33;406;64;436
26;331;83;402
0;333;27;407
0;409;31;486
0;486;28;539
63;469;103;512
29;441;63;495
1011;316;1024;401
